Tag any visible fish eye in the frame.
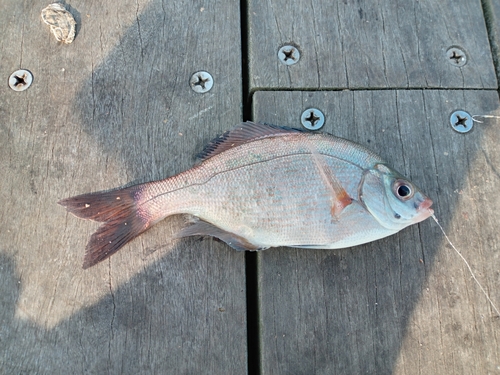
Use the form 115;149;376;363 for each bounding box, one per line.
398;185;411;197
393;180;414;201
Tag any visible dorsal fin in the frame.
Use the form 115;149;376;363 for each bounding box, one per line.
196;121;304;163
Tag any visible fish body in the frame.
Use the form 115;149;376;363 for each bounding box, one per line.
60;122;433;268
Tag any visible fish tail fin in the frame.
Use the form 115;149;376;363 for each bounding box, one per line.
59;185;153;269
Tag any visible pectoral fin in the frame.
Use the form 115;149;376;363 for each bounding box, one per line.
331;188;353;218
309;147;353;218
176;220;263;251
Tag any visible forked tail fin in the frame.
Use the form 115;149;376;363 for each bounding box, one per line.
59;185;152;269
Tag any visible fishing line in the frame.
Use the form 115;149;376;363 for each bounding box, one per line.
472;114;500;123
431;214;500;317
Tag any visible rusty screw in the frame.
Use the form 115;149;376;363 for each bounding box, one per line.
190;71;213;93
301;108;325;130
278;45;300;65
450;110;473;133
8;69;33;91
446;47;467;67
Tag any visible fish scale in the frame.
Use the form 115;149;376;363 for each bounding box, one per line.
59;122;433;268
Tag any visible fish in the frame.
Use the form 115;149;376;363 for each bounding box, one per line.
59;122;434;269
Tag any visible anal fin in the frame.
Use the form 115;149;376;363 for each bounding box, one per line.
176;220;262;251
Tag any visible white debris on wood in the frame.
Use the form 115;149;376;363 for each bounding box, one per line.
41;3;76;44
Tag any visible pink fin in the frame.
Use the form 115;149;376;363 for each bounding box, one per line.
176;219;262;251
196;122;304;163
308;145;352;218
331;189;352;218
59;187;151;268
58;187;139;222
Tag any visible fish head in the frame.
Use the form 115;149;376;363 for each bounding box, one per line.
360;164;434;231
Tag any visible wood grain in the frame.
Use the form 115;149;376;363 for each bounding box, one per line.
0;0;246;373
2;0;500;373
253;90;500;375
483;0;500;79
248;0;497;90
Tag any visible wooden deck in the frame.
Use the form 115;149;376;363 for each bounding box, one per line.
1;0;499;374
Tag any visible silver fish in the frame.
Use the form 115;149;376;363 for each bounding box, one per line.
59;122;434;268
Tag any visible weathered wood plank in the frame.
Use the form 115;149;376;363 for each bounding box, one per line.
484;0;500;79
253;90;500;374
0;0;246;373
248;0;497;90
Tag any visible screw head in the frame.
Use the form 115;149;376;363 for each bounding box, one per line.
450;110;473;133
446;46;467;67
278;45;300;65
301;108;325;130
190;71;213;93
8;69;33;91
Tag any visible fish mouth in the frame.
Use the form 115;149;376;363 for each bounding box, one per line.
415;197;434;222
